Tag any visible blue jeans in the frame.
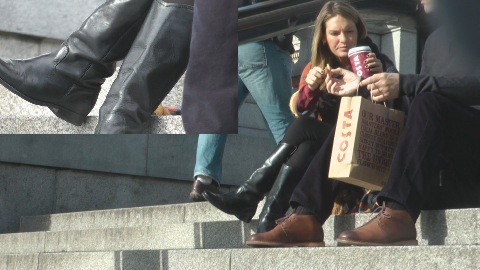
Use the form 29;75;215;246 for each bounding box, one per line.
194;41;294;184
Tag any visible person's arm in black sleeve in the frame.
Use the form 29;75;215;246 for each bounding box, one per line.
399;74;480;105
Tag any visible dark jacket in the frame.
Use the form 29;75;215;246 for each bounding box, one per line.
399;27;480;107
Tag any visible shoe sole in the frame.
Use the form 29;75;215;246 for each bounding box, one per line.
49;107;86;126
203;192;256;223
233;206;257;223
207;204;255;223
246;240;325;248
0;77;86;126
336;238;418;246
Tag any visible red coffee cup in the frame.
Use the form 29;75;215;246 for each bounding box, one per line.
348;46;372;78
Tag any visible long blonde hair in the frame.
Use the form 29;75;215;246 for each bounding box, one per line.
311;1;368;69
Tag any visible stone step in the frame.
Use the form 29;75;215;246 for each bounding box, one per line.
0;115;185;134
19;202;246;232
1;221;255;255
2;245;479;270
0;68;269;134
324;207;480;247
0;70;186;133
175;245;479;270
0;70;185;134
0;251;156;270
19;201;480;247
0;69;182;117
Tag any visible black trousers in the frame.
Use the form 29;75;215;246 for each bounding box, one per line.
182;0;238;133
378;92;480;220
291;92;480;224
289;126;343;224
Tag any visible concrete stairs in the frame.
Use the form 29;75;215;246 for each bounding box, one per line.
0;70;186;134
1;201;479;269
0;68;271;136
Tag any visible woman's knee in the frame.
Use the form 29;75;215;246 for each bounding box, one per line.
282;117;314;143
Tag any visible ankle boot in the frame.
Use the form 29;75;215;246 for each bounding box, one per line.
256;164;303;233
0;0;154;125
203;143;297;222
336;204;418;246
246;213;325;247
95;1;193;134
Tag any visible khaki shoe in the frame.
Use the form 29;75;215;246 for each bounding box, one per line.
336;205;418;246
246;213;325;247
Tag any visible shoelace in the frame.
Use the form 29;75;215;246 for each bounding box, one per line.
275;211;294;225
274;211;295;236
371;202;391;227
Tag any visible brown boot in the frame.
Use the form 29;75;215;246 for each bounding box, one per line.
246;213;325;247
336;205;418;246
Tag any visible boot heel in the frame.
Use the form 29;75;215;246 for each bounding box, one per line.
235;207;257;223
49;107;87;126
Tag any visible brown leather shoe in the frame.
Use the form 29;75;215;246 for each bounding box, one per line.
246;213;325;247
336;205;418;246
189;179;220;202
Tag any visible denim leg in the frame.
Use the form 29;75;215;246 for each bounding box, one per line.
193;134;228;184
238;41;294;144
193;81;250;183
238;76;250;109
194;41;293;182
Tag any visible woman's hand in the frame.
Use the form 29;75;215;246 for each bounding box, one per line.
365;53;383;74
306;67;326;91
325;68;360;96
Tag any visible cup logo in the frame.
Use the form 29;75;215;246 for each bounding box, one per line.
353;55;363;77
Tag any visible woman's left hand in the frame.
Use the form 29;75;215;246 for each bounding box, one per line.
365;53;383;74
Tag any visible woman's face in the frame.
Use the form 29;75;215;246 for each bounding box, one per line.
323;15;358;61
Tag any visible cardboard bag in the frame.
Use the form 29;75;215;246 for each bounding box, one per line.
328;96;405;190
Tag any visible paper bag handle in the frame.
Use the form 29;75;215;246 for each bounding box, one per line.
356;84;387;108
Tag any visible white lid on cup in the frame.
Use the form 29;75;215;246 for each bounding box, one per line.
348;46;372;57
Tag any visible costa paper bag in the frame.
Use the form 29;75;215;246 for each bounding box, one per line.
328;96;405;190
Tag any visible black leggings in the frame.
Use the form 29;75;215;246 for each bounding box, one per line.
281;116;333;169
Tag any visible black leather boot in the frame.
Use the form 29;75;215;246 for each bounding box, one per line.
203;143;297;223
0;0;154;125
256;164;303;233
95;1;193;134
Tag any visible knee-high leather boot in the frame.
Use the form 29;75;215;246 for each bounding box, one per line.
0;0;154;125
203;143;297;223
256;164;303;233
95;0;193;134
